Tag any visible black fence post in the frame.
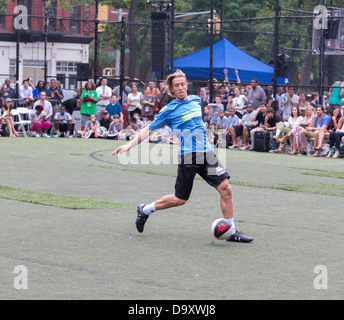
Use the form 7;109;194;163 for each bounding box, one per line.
94;0;99;83
120;16;126;108
209;0;214;103
273;0;280;99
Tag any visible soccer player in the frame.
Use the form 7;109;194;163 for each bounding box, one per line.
112;70;253;243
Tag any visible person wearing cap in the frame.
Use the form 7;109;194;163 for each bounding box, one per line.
228;101;257;149
99;110;112;131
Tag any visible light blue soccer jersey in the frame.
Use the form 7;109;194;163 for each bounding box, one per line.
148;95;212;155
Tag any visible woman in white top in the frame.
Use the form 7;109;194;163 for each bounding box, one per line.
274;106;303;152
127;83;143;118
232;87;247;118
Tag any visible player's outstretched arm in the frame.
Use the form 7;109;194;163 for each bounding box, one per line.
112;126;151;156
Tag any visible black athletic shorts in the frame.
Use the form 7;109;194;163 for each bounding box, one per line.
174;151;230;201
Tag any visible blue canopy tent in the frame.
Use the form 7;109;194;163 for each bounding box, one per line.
173;38;286;85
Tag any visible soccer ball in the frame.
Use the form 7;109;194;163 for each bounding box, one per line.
211;218;232;240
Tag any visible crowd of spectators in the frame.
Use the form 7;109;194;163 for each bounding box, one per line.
1;71;344;158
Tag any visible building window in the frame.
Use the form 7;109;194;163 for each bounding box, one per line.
69;6;80;33
56;61;77;90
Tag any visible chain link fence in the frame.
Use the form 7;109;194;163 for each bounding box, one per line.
1;2;344;109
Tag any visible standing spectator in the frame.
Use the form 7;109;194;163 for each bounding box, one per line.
4;79;16;99
80;82;99;130
232;87;248;118
96;77;112;121
280;83;299;121
18;79;34;107
46;79;64;117
33;81;46;101
247;78;266;110
127;82;143;118
144;81;160;113
106;94;123;124
203;106;212;124
156;81;173;112
53;105;73;138
328;80;344;111
113;76;131;128
141;87;155;120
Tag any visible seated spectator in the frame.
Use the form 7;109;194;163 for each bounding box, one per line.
310;92;319;109
31;104;50;138
149;125;178;144
298;92;310;117
118;123;137;141
33;81;46;100
34;91;53;137
53;105;73;138
225;95;234;116
326;120;344;158
141;87;155;121
246;102;268;150
214;109;228;147
228;102;257;149
203;106;212;124
61;88;82;115
76;113;100;139
106;94;123;124
129;117;141;132
99;110;112;130
226;107;240;145
104;114;123;139
0;83;11;106
132;112;142;129
0;99;19;137
284;105;314;155
209;94;224;125
274;106;303;152
18;79;34;107
299;105;330;157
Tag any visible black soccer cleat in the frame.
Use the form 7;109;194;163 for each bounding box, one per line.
136;204;149;233
226;230;253;243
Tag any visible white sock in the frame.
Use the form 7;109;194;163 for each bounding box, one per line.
56;130;60;135
67;131;70;136
227;218;236;234
143;202;156;215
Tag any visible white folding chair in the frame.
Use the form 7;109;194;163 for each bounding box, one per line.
11;109;31;137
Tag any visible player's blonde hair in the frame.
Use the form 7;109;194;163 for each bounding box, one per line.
166;69;187;97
